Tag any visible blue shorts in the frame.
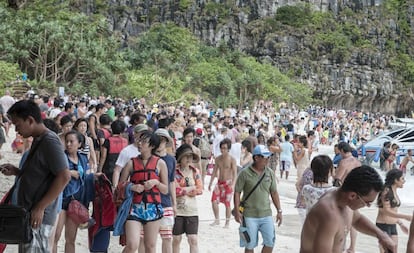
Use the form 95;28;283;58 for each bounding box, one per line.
240;216;275;249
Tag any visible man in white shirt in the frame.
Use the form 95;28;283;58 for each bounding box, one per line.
0;90;15;113
48;99;62;119
0;90;15;136
229;135;242;171
212;127;227;158
77;99;88;119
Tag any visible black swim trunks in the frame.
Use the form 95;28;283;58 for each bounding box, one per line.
376;222;398;235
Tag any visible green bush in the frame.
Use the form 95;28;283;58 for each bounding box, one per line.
179;0;193;11
0;61;21;87
275;5;313;28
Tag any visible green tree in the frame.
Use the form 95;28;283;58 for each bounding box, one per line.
0;2;127;95
0;61;21;87
0;2;313;107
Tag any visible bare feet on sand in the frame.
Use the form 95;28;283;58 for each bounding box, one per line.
210;219;220;226
224;219;230;228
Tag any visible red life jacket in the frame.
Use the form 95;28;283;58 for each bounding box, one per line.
107;136;128;154
101;128;111;139
130;155;161;204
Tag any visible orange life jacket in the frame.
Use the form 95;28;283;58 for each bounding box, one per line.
130;155;161;204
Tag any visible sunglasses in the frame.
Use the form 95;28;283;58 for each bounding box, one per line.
356;193;373;207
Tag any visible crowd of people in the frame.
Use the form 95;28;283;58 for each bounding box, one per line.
0;91;413;253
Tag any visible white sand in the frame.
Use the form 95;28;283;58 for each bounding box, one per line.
1;130;413;252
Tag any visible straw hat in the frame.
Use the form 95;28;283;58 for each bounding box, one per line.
154;128;173;144
176;144;199;163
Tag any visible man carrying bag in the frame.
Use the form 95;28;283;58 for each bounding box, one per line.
233;145;282;253
0;100;70;253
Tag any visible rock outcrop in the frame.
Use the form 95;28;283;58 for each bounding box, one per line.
85;0;414;115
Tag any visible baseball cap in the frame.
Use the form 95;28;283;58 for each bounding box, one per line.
154;128;173;143
195;128;203;135
252;145;272;158
134;124;148;133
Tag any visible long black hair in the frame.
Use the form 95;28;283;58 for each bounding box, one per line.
377;169;403;208
384;169;403;187
139;130;160;154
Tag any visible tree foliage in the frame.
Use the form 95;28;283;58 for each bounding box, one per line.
0;1;312;108
0;0;127;96
0;61;21;87
270;2;414;87
125;23;313;108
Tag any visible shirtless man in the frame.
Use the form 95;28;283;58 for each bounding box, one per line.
333;141;362;252
208;138;237;228
334;142;362;187
300;165;396;253
400;149;413;175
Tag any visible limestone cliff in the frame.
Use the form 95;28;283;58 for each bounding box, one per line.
81;0;414;115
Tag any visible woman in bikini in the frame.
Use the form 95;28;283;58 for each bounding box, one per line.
399;149;413;175
385;144;399;172
376;169;412;253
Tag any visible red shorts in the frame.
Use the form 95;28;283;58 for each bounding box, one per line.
400;164;407;174
211;180;233;207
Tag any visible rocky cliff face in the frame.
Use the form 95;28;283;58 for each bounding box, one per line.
98;0;413;115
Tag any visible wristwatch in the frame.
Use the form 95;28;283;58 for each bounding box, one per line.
277;209;282;213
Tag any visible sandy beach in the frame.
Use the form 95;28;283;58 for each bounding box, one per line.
1;129;413;253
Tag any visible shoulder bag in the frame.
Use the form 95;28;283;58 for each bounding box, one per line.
0;201;32;244
232;170;266;216
0;134;48;244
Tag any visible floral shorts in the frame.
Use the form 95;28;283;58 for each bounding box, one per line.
128;202;164;224
211;180;233;207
